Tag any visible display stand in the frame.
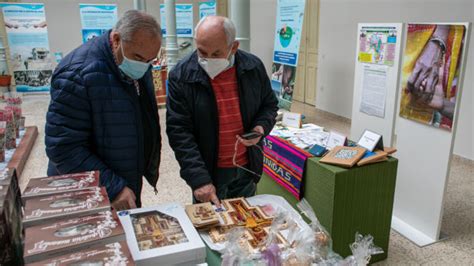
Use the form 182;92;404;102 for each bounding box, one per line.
392;23;471;246
6;126;38;177
350;23;403;146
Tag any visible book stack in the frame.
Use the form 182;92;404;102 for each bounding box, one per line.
21;171;131;265
0;168;24;265
22;171;100;201
320;146;397;168
27;241;133;266
23;211;126;264
23;186;111;228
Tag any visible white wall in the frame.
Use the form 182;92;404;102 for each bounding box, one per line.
315;0;474;159
250;0;276;77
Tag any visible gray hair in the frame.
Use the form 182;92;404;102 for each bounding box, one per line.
194;16;236;46
114;10;162;42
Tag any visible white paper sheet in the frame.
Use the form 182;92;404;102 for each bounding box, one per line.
360;64;388;118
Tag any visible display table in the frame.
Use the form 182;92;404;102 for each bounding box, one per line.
258;156;398;263
205;157;397;265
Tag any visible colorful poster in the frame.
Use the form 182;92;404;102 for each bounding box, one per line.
79;4;117;43
358;26;397;66
263;135;312;200
271;0;305;110
160;4;194;37
0;3;55;92
199;2;216;19
399;24;468;131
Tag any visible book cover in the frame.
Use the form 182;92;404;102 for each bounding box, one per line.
23;187;111;228
320;146;367;168
22;171;100;200
23;211;125;264
27;241;133;266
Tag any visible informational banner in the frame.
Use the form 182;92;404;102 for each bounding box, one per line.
160;4;194;37
79;4;117;43
358;26;397;66
0;3;55;92
199;2;216;19
263;135;312;200
270;0;305;110
399;24;467;131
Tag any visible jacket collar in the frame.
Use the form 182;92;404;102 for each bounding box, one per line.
181;50;259;84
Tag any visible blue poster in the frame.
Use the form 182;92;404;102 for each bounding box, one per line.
199;2;216;19
0;3;55;92
160;4;194;37
79;4;117;43
271;0;305;110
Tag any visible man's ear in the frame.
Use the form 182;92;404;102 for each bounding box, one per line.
231;41;240;54
111;31;121;49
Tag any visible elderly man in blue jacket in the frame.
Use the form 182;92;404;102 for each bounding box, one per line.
45;10;162;210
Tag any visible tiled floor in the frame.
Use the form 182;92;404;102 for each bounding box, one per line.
19;95;474;265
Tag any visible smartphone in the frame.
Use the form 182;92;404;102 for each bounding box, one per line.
241;131;263;140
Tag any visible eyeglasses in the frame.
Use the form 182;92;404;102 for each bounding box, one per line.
232;138;264;178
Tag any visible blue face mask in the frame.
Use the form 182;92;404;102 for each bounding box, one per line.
118;41;150;80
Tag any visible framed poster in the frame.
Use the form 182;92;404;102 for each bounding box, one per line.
399;24;468;131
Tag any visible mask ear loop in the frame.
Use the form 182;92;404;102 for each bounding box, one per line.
232;138;264;178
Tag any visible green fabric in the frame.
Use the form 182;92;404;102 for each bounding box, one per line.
205;157;398;264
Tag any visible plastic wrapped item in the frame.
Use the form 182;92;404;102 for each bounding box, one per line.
0;109;16;149
221;227;266;266
336;233;384;266
0;121;6;162
296;198;333;262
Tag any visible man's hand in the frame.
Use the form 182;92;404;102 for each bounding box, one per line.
237;126;264;147
111;187;137;211
193;183;221;207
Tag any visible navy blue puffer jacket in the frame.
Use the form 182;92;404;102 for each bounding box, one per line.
45;31;161;204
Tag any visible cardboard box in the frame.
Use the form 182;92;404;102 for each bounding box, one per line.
27;241;133;266
22;171;100;200
23;211;125;264
118;203;206;265
23;187;111;228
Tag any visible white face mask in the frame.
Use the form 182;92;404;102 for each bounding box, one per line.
198;47;235;79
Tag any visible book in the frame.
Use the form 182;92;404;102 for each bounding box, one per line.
383;146;397;155
320;146;367;168
27;241;133;266
23;187;111;228
118;203;206;265
22;171;100;200
23;211;125;264
357;150;388;166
